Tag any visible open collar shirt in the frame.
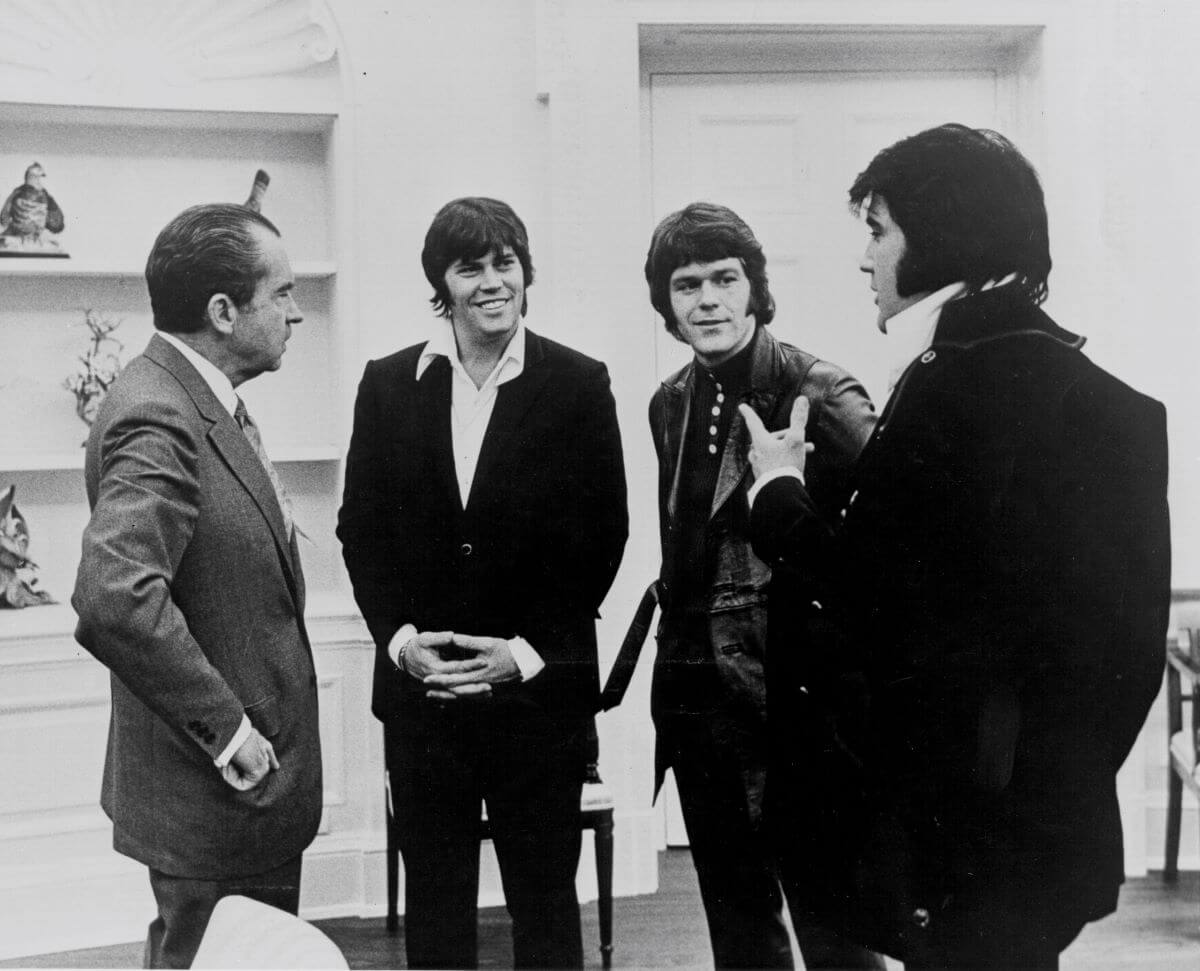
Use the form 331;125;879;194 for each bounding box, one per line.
395;319;542;680
417;318;527;506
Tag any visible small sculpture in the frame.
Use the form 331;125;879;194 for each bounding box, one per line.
0;485;55;608
64;309;124;440
244;168;270;212
0;162;67;256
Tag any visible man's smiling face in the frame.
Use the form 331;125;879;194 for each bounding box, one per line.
444;245;524;345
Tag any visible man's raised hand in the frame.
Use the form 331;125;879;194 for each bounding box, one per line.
739;395;815;480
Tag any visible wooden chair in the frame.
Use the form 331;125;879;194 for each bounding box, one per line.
1164;629;1200;881
383;719;616;969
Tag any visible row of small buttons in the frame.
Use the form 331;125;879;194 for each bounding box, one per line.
708;381;726;455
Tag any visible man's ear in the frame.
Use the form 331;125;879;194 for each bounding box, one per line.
207;293;237;336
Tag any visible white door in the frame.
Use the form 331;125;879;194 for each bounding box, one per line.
649;68;1011;847
649;70;1011;402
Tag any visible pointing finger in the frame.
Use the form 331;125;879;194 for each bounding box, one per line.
789;395;811;432
738;403;769;442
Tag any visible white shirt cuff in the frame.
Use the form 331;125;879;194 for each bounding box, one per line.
508;636;545;681
747;466;805;508
214;715;252;769
388;623;418;668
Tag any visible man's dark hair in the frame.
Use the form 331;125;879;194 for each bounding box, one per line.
848;123;1051;305
644;202;775;336
145;203;281;334
421;197;534;318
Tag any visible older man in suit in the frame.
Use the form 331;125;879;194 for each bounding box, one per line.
338;196;628;969
73;202;322;969
741;124;1170;969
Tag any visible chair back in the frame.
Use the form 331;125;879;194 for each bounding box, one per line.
191;894;349;969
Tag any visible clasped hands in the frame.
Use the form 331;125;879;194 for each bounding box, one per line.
402;630;520;701
738;395;814;481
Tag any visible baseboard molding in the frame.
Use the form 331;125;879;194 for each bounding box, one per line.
0;809;662;961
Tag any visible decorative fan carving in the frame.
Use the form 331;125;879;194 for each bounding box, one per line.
0;0;337;85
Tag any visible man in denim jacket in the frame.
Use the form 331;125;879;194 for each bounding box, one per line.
645;202;877;969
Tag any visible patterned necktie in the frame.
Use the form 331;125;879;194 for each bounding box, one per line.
234;397;294;540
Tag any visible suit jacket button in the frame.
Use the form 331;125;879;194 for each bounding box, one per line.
920;350;937;364
912;907;931;929
460;543;473;556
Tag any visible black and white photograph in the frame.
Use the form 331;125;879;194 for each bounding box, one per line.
0;2;1197;969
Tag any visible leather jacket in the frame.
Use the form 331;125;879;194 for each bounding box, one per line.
648;326;875;798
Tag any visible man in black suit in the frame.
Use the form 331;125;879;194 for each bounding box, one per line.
337;197;628;969
740;125;1170;969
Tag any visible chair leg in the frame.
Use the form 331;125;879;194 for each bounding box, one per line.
594;812;614;969
1165;771;1182;883
386;781;400;933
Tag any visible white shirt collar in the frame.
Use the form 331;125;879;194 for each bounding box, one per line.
157;331;238;417
416;318;527;387
882;281;967;392
882;274;1020;398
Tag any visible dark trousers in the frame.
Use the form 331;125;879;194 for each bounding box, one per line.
143;855;302;969
664;711;883;970
386;697;587;970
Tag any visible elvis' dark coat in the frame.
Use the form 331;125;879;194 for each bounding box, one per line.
751;287;1170;959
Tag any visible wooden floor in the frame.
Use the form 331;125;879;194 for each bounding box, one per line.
5;851;1199;969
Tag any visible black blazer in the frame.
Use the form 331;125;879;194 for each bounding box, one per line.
338;328;629;719
750;287;1170;959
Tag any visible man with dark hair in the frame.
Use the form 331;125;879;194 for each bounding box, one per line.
644;202;877;968
73;202;321;968
741;124;1170;968
338;196;628;969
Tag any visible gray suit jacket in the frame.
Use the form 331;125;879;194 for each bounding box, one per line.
73;334;322;880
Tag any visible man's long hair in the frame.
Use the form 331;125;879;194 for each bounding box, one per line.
644;201;776;336
849;124;1051;305
421;197;534;318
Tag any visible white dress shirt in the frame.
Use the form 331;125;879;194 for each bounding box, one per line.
388;320;545;681
879;280;968;404
157;332;252;769
416;318;527;505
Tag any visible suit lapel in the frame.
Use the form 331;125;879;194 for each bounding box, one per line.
660;369;692;524
415;355;462;512
711;409;751;519
144;335;301;605
467;330;551;510
208;420;295;564
709;387;776;520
